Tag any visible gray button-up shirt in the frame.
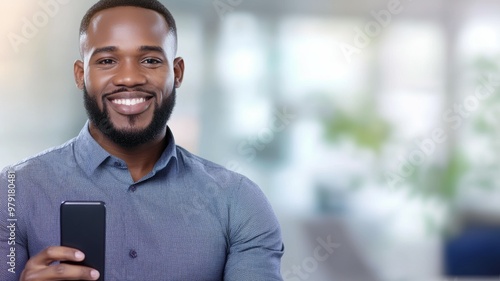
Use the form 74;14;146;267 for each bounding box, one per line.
0;123;284;280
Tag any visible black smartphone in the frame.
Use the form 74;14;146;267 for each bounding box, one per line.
60;201;106;281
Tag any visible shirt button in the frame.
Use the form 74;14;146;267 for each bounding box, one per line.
114;162;121;167
129;249;138;259
130;185;137;192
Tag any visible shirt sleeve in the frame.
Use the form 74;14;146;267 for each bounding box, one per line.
224;176;284;281
0;167;29;281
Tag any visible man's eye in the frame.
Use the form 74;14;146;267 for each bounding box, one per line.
142;58;162;64
98;59;115;64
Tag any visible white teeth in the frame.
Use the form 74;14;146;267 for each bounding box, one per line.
112;98;146;106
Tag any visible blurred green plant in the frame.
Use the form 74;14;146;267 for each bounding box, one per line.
417;150;470;201
322;99;391;153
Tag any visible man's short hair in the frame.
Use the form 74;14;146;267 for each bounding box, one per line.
80;0;177;40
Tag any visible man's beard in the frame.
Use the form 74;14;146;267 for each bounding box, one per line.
83;86;176;148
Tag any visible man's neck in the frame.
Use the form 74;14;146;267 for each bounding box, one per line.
89;124;168;182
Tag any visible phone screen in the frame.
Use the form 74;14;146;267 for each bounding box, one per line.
60;201;105;281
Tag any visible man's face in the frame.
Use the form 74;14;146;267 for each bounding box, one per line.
74;6;183;146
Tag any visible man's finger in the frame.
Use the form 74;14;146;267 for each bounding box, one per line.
28;246;85;267
22;263;99;281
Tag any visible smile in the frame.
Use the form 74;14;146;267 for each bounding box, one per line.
106;95;154;116
111;98;147;106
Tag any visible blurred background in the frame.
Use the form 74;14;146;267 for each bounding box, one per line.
2;0;500;280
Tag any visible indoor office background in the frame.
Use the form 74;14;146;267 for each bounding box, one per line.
1;0;500;280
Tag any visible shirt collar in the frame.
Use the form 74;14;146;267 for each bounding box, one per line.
75;121;178;177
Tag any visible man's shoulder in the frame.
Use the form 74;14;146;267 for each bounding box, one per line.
2;138;77;175
173;146;273;213
175;145;255;189
176;145;237;175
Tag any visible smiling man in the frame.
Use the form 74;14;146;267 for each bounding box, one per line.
0;1;284;280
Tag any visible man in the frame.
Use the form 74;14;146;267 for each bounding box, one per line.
0;0;284;280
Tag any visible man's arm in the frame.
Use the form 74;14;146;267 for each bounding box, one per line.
224;177;284;281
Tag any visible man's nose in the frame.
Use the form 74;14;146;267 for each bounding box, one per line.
112;60;147;87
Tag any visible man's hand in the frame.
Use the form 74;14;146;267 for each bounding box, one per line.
20;246;100;281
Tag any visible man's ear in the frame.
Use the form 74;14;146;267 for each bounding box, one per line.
173;57;185;88
74;60;84;90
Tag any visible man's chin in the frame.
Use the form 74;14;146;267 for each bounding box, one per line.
101;119;167;147
111;125;149;134
109;126;154;140
108;117;154;133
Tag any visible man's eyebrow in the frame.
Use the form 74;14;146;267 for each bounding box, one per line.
139;45;166;55
90;46;117;58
